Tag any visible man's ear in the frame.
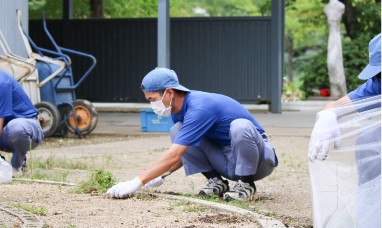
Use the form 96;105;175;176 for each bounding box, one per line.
167;88;174;96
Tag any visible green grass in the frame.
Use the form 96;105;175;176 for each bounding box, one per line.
176;193;257;211
76;169;117;193
65;225;77;228
29;169;69;182
29;154;89;170
12;203;48;216
170;200;210;213
20;152;115;182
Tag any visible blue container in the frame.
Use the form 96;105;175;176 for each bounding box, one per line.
36;62;75;105
140;109;174;132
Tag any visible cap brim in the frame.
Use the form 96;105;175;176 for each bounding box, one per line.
358;64;381;80
172;85;190;92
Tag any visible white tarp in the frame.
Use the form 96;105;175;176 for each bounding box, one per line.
309;95;381;228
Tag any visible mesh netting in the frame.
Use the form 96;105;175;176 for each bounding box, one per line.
309;95;381;227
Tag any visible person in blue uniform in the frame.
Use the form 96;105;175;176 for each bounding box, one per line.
0;70;44;176
309;34;381;227
108;67;278;201
309;33;381;162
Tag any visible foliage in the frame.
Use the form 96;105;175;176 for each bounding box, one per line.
285;0;327;51
29;169;69;182
353;1;381;37
29;0;158;19
29;0;271;19
30;154;88;170
300;33;373;97
300;48;329;98
321;0;381;39
76;169;117;194
282;80;305;101
342;34;371;91
12;203;48;216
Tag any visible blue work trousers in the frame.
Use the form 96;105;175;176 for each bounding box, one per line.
0;118;44;169
171;118;278;181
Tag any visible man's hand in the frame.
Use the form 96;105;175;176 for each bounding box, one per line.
106;177;142;199
143;176;165;189
309;110;341;161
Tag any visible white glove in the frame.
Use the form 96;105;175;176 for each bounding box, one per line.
309;110;341;161
143;176;165;189
106;177;142;199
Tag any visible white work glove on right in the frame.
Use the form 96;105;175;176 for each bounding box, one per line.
309;110;341;161
143;176;165;189
106;177;142;199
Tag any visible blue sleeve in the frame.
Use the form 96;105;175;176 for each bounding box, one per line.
173;108;217;147
348;78;381;100
0;82;12;117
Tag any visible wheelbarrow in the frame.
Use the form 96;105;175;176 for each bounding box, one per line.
16;10;98;138
0;25;67;137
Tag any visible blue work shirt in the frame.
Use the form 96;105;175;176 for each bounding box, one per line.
348;76;381;100
172;90;265;147
0;70;38;126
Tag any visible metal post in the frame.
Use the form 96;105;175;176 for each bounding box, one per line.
63;0;72;20
270;0;284;113
157;0;170;68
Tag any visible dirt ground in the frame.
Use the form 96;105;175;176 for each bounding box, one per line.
0;125;313;228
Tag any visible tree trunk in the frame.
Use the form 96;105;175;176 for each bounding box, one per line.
324;0;347;99
90;0;104;19
339;0;357;39
286;35;294;82
288;37;294;82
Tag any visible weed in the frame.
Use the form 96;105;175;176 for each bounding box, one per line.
29;169;69;182
76;169;117;193
12;203;48;216
183;204;209;213
182;193;256;211
170;200;185;207
102;155;113;167
135;192;157;200
170;200;210;213
29;154;88;170
65;225;77;228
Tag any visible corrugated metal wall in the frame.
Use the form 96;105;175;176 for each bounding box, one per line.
171;18;272;102
29;17;274;104
0;0;28;57
30;19;157;102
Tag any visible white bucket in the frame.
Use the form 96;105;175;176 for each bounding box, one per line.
0;157;12;183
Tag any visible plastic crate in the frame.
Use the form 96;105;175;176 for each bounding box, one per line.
140;109;174;132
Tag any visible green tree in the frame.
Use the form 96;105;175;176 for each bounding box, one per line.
300;0;381;98
285;0;327;82
29;0;270;19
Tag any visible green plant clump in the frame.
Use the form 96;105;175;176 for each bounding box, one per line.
12;203;48;216
76;169;117;194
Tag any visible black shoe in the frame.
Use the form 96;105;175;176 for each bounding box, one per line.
21;158;28;173
223;180;256;201
198;177;229;197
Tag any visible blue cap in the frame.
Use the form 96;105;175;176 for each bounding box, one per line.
358;34;381;80
141;68;190;92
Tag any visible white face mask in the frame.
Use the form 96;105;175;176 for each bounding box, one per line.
150;90;172;116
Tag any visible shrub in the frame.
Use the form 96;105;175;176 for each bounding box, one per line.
300;34;372;97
